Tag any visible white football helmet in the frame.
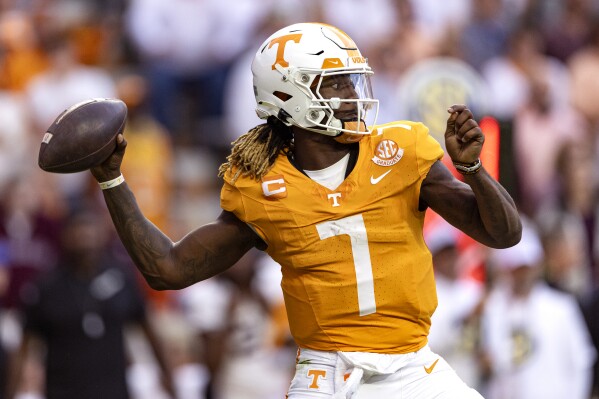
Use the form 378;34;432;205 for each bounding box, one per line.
251;22;379;143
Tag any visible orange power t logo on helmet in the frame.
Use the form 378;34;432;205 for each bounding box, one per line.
268;33;303;70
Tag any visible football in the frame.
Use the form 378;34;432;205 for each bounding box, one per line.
38;98;128;173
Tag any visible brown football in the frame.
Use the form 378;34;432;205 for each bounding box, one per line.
38;98;128;173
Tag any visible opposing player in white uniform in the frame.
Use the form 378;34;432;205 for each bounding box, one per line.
89;23;522;398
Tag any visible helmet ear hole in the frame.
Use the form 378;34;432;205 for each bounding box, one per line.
273;91;292;102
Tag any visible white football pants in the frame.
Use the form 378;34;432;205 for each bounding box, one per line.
286;345;484;399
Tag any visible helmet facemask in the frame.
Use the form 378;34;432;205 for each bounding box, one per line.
305;70;378;143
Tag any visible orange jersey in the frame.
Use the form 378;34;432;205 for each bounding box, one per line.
221;121;444;353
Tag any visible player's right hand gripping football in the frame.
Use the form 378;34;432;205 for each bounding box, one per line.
90;134;127;182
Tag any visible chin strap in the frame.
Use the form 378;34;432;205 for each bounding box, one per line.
341;119;367;132
333;119;368;143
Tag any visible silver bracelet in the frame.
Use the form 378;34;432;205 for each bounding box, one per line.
453;159;482;175
98;174;125;190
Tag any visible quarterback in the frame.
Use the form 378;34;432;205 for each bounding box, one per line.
91;23;521;398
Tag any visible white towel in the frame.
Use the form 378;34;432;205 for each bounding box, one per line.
333;350;418;399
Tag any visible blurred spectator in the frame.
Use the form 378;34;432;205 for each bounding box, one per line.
0;175;63;312
24;29;116;134
408;0;471;40
123;0;218;144
580;280;599;398
515;0;566;30
6;210;176;399
124;0;269;147
569;18;599;132
177;250;293;399
511;74;587;216
0;10;48;91
128;309;209;399
369;0;440;124
167;146;223;239
0;91;32;192
222;49;267;144
32;0;126;68
482;24;570;122
539;213;593;297
536;139;599;286
480;221;595;399
458;0;509;71
426;220;485;390
542;0;593;62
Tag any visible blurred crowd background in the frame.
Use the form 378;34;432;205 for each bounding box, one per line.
0;0;598;398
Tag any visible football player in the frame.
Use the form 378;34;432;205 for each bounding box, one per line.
91;23;521;399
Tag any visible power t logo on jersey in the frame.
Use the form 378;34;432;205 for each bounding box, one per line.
327;193;342;207
372;139;404;167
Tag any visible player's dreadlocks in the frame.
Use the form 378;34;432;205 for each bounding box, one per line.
218;116;294;183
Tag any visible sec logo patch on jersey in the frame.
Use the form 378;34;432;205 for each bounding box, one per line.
372;139;404;167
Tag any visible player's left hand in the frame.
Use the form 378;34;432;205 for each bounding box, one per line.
444;104;484;165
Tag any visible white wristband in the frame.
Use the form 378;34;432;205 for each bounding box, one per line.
98;174;125;190
453;159;482;175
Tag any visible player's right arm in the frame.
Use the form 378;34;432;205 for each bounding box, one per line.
91;135;262;290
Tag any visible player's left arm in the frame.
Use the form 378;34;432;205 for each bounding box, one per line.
420;105;522;249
